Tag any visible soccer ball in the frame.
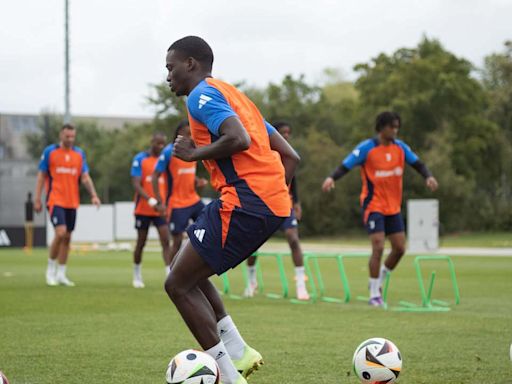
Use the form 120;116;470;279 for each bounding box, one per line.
0;371;10;384
353;337;402;383
166;349;219;384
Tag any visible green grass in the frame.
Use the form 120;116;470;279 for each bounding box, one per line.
302;231;512;248
1;247;511;383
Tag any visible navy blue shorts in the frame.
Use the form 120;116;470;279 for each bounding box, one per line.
49;205;76;232
169;200;205;234
187;199;285;275
365;212;404;235
135;215;167;230
280;209;298;231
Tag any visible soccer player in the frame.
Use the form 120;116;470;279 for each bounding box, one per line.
34;123;101;286
322;111;438;306
130;132;171;288
151;120;208;265
244;121;309;300
164;36;299;384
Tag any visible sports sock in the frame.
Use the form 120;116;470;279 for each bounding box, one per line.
379;265;391;287
57;264;67;279
205;340;240;383
295;266;306;288
47;258;57;272
133;263;142;280
369;277;380;298
247;265;257;285
217;315;247;360
164;265;171;277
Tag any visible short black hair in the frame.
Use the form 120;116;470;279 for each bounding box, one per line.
375;111;401;132
152;131;167;140
61;123;75;131
273;121;292;132
168;36;214;71
173;119;189;141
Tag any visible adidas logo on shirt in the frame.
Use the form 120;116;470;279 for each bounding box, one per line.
198;94;212;109
194;229;205;242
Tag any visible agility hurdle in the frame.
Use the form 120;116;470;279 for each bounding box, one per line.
393;255;460;312
303;252;390;305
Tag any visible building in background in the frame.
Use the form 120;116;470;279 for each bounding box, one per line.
0;112;151;247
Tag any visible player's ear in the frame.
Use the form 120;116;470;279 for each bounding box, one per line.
186;57;197;71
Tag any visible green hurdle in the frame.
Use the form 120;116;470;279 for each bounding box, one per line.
394;255;460;312
303;252;382;304
219;265;246;300
249;252;291;300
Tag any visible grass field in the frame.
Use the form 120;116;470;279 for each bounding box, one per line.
1;246;511;384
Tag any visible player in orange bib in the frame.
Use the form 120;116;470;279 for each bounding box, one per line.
244;121;309;301
130;132;171;288
152;120;208;265
34;123;101;286
164;36;299;384
322;112;438;306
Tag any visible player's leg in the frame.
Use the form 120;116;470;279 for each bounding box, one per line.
243;255;258;297
55;208;76;286
165;242;245;384
47;225;66;286
169;207;187;264
284;225;309;300
170;233;183;262
133;216;149;288
366;212;385;305
379;214;406;286
155;217;171;276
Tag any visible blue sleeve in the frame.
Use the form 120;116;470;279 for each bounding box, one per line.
264;120;277;136
342;140;375;169
38;145;55;172
130;153;143;177
187;84;238;136
155;145;173;173
396;140;419;165
78;148;89;174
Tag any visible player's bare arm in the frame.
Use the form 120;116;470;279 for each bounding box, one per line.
150;170;167;215
268;130;300;185
34;171;46;213
174;116;250;162
81;172;101;207
409;160;438;192
323;163;351;192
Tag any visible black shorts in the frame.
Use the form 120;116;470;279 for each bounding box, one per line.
187;199;285;275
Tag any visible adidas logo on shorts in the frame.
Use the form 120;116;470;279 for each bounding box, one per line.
194;229;205;242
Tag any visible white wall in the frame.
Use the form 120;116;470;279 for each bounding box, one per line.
46;204;115;244
407;199;439;253
114;202;160;241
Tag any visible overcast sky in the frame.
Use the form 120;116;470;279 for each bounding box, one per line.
1;0;510;117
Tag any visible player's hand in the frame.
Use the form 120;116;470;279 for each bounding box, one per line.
91;195;101;208
294;203;302;221
426;176;438;192
155;203;167;216
322;177;335;192
196;177;208;188
174;135;197;162
34;199;42;213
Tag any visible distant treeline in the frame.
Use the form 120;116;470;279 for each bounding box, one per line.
27;37;512;234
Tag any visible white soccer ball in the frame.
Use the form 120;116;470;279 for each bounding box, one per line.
353;337;402;383
166;349;219;384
